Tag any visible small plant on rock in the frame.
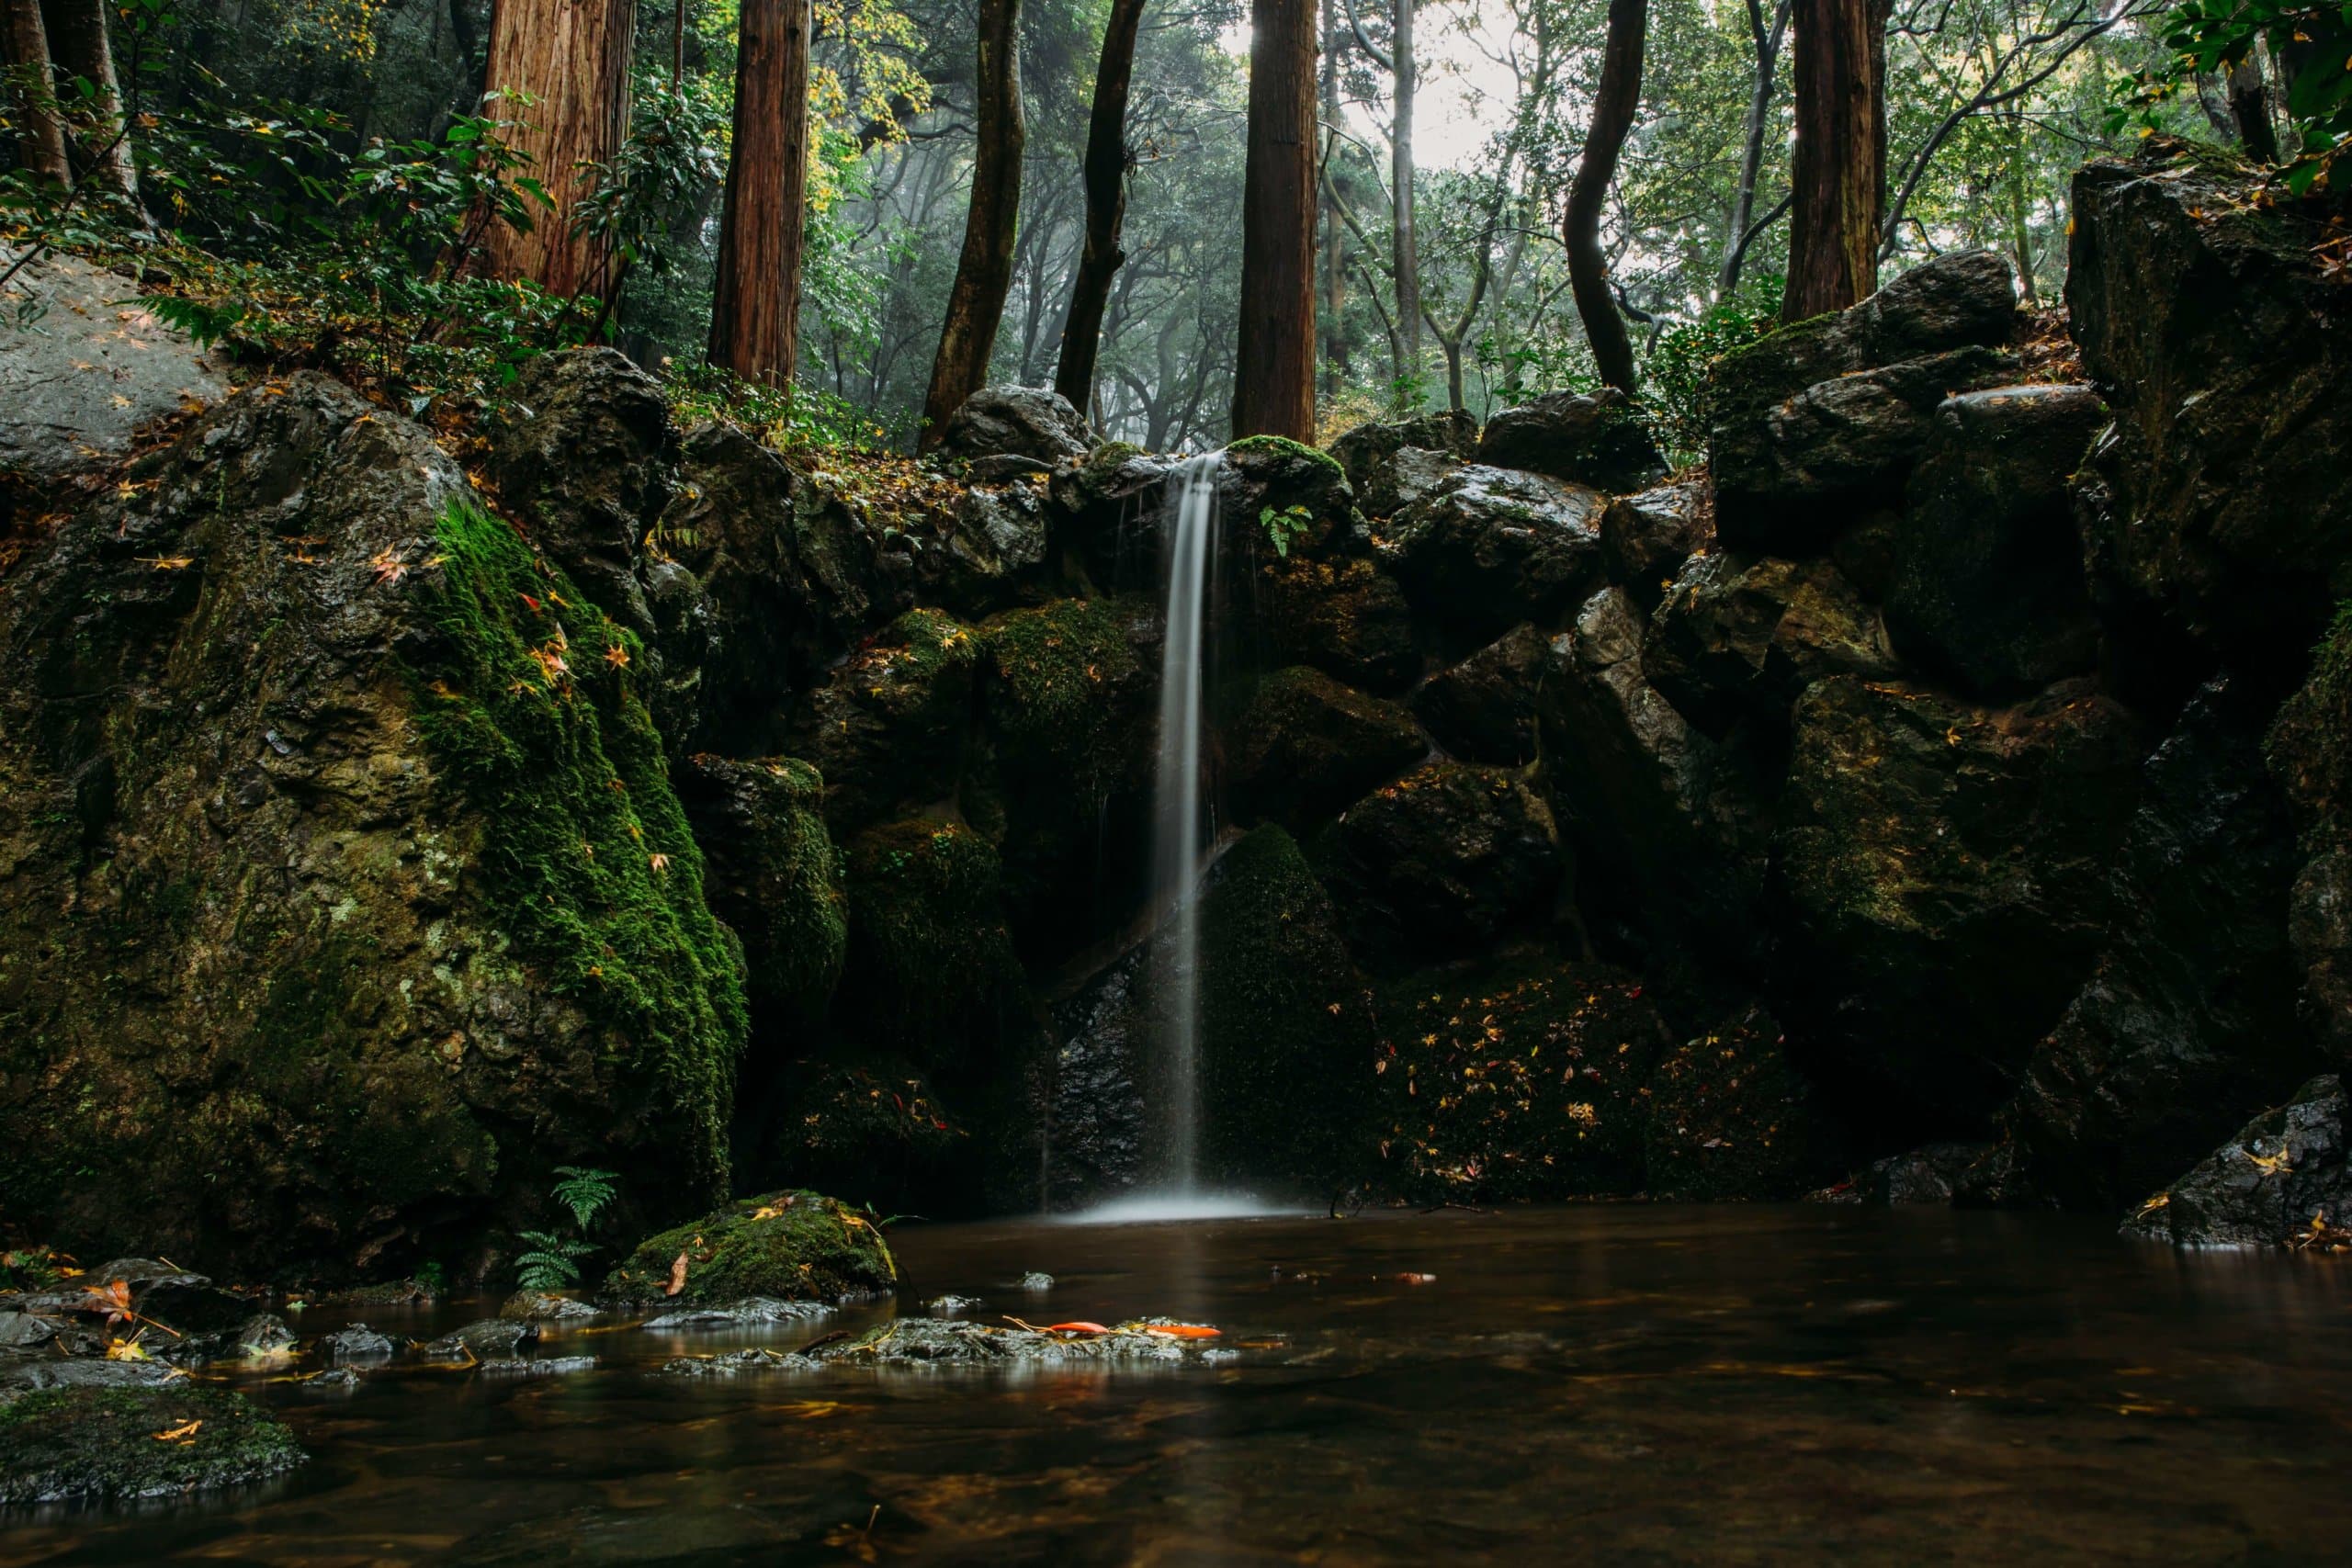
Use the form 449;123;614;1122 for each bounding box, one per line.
513;1167;620;1291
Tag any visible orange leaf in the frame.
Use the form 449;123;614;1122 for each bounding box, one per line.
1046;1321;1109;1335
665;1251;688;1298
1140;1324;1220;1338
152;1419;203;1442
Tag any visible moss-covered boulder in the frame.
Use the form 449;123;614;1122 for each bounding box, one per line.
1373;957;1668;1200
1223;434;1354;557
677;755;847;1030
1475;388;1668;493
1227;666;1425;829
1259;556;1423;694
0;1385;304;1504
783;607;981;832
0;376;745;1277
838;818;1032;1072
1642;1005;1839;1199
603;1190;896;1304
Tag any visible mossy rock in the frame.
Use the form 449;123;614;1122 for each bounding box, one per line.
603;1190;896;1304
763;1055;972;1213
1372;956;1668;1201
838;818;1032;1072
1227;666;1425;829
677;754;847;1030
1641;1006;1838;1199
977;597;1148;795
0;1386;305;1504
1259;556;1423;694
781;607;981;832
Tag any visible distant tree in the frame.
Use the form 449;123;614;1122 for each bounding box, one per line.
1564;0;1645;391
1053;0;1146;411
479;0;639;295
919;0;1025;447
1233;0;1318;441
709;0;813;387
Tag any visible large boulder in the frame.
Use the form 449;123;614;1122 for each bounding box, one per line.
937;386;1099;465
1310;761;1563;967
1599;481;1710;609
1259;556;1422;694
2001;679;2312;1210
0;1386;304;1504
0;376;746;1276
1642;1004;1840;1200
1409;624;1546;766
1886;384;2108;698
2122;1076;2352;1248
836;818;1031;1074
1329;410;1477;516
1645;553;1898;738
1384;464;1607;645
604;1190;897;1304
2263;605;2352;1060
1475;388;1668;493
2068;141;2352;664
1224;434;1355;553
1227;666;1425;829
676;755;847;1032
1770;675;2144;1125
781;607;980;833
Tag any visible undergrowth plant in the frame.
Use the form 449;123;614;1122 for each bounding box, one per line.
514;1166;621;1292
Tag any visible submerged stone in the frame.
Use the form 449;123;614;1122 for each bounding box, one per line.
0;1385;304;1504
641;1299;832;1330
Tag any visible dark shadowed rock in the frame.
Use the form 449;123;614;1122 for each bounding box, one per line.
938;386;1099;464
1643;1005;1840;1200
2002;679;2312;1210
1330;411;1478;506
1410;624;1546;765
1770;675;2144;1125
316;1325;396;1363
1815;1143;1998;1205
423;1319;538;1359
781;608;980;833
1260;557;1423;694
806;1317;1234;1366
1311;761;1562;967
676;755;846;1029
2123;1076;2351;1247
1385;464;1607;644
837;818;1031;1073
0;1385;304;1504
2264;607;2352;1060
1645;553;1897;738
1887;383;2107;697
1225;435;1355;550
1600;482;1710;608
1228;666;1425;829
1476;388;1668;493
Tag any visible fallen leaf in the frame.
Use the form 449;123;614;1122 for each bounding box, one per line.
665;1251;688;1297
152;1419;202;1442
1139;1324;1221;1338
1045;1321;1109;1335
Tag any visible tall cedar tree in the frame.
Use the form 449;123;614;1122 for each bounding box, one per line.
1564;0;1644;393
920;0;1026;447
1053;0;1147;412
479;0;638;298
709;0;813;387
1784;0;1887;320
39;0;135;204
4;0;70;183
1233;0;1318;442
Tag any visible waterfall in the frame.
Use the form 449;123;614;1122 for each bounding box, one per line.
1150;452;1221;1193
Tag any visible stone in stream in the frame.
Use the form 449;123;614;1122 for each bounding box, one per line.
2123;1076;2352;1248
0;1385;305;1504
604;1190;897;1306
476;1356;597;1378
1014;1272;1054;1292
1;1359;182;1393
924;1295;986;1314
423;1319;539;1359
315;1325;397;1364
641;1298;832;1330
156;1314;298;1368
501;1291;599;1323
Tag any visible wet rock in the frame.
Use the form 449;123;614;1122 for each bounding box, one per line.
1046;443;1177;583
1225;435;1356;553
836;818;1031;1071
1311;761;1563;968
605;1190;896;1306
501;1291;598;1323
1260;557;1423;694
1015;1272;1054;1292
938;386;1099;465
676;755;846;1030
1410;625;1546;766
1385;465;1607;645
1645;553;1897;738
1227;666;1426;828
0;1385;304;1504
1039;946;1149;1209
1;1359;182;1393
965;453;1053;483
2004;679;2312;1210
1476;388;1668;493
2289;847;2352;1061
1770;675;2145;1125
782;608;981;834
0;1314;55;1350
1886;384;2107;698
156;1314;298;1367
1815;1143;1998;1205
662;1347;811;1377
2124;1076;2351;1247
762;1055;972;1215
807;1318;1232;1366
1331;411;1479;516
316;1325;397;1363
297;1367;361;1390
925;1295;986;1314
941;481;1053;613
423;1319;538;1359
1643;1005;1840;1200
477;1355;596;1377
641;1298;831;1330
322;1280;436;1309
1599;482;1709;609
2262;607;2352;1061
2068;142;2352;662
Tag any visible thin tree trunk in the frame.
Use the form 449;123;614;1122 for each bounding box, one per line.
1054;0;1142;410
40;0;134;206
1564;0;1644;393
478;0;638;297
1317;0;1347;393
707;0;811;388
1232;0;1318;441
920;0;1025;448
1391;0;1419;400
1784;0;1884;320
2004;113;2037;304
1718;0;1789;299
2227;50;2278;164
3;0;70;183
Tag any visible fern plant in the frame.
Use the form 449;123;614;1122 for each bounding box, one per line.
551;1166;618;1230
514;1231;597;1292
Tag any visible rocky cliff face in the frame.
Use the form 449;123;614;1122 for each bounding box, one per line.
2;141;2344;1271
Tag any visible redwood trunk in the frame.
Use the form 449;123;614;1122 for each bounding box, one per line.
1784;0;1883;321
1232;0;1317;442
4;0;69;182
920;0;1025;448
708;0;812;388
39;0;134;205
1053;0;1146;410
1564;0;1644;393
478;0;638;298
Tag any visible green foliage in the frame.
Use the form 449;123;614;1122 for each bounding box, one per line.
2116;0;2352;192
513;1229;597;1292
551;1166;620;1230
1259;504;1315;558
1644;293;1783;462
603;1190;899;1304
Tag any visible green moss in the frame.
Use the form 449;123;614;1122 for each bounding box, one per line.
838;818;1026;1067
756;760;849;1022
0;1386;305;1504
1227;433;1347;479
2267;600;2352;832
407;499;748;1197
602;1189;896;1303
978;597;1142;793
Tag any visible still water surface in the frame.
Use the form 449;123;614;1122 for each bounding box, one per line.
6;1204;2350;1563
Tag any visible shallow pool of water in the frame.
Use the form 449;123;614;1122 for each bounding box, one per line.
6;1204;2350;1563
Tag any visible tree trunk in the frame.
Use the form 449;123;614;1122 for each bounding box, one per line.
2227;50;2278;164
3;0;70;183
1232;0;1318;441
707;0;811;388
1052;0;1144;409
1317;0;1347;393
1564;0;1643;393
2004;112;2037;305
1391;0;1419;401
1784;0;1884;321
478;0;638;298
1717;0;1788;299
920;0;1025;449
39;0;135;206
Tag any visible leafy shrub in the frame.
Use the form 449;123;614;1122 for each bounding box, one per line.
2117;0;2352;193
